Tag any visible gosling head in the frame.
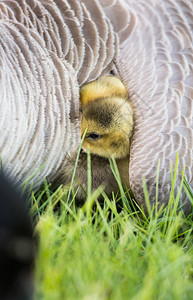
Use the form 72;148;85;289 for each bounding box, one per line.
80;76;133;159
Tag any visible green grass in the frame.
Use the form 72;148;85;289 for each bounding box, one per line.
31;156;193;300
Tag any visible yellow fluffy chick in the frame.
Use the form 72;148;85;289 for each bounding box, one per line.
80;76;133;159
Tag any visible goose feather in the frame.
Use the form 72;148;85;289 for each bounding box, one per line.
0;0;193;213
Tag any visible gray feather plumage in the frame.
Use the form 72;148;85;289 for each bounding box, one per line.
115;0;193;213
0;0;193;213
0;0;121;186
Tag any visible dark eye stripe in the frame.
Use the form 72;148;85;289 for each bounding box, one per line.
86;132;101;141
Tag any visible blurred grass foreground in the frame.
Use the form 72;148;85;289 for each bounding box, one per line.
30;155;193;300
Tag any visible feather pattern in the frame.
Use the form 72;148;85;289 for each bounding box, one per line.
115;0;193;213
0;0;126;186
0;0;193;213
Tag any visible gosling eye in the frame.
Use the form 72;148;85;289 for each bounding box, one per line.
86;132;101;141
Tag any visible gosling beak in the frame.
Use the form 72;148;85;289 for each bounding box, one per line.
80;148;86;154
80;147;89;154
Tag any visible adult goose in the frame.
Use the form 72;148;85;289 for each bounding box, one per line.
0;0;192;213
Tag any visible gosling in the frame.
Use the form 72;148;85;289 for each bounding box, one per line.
80;75;133;159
